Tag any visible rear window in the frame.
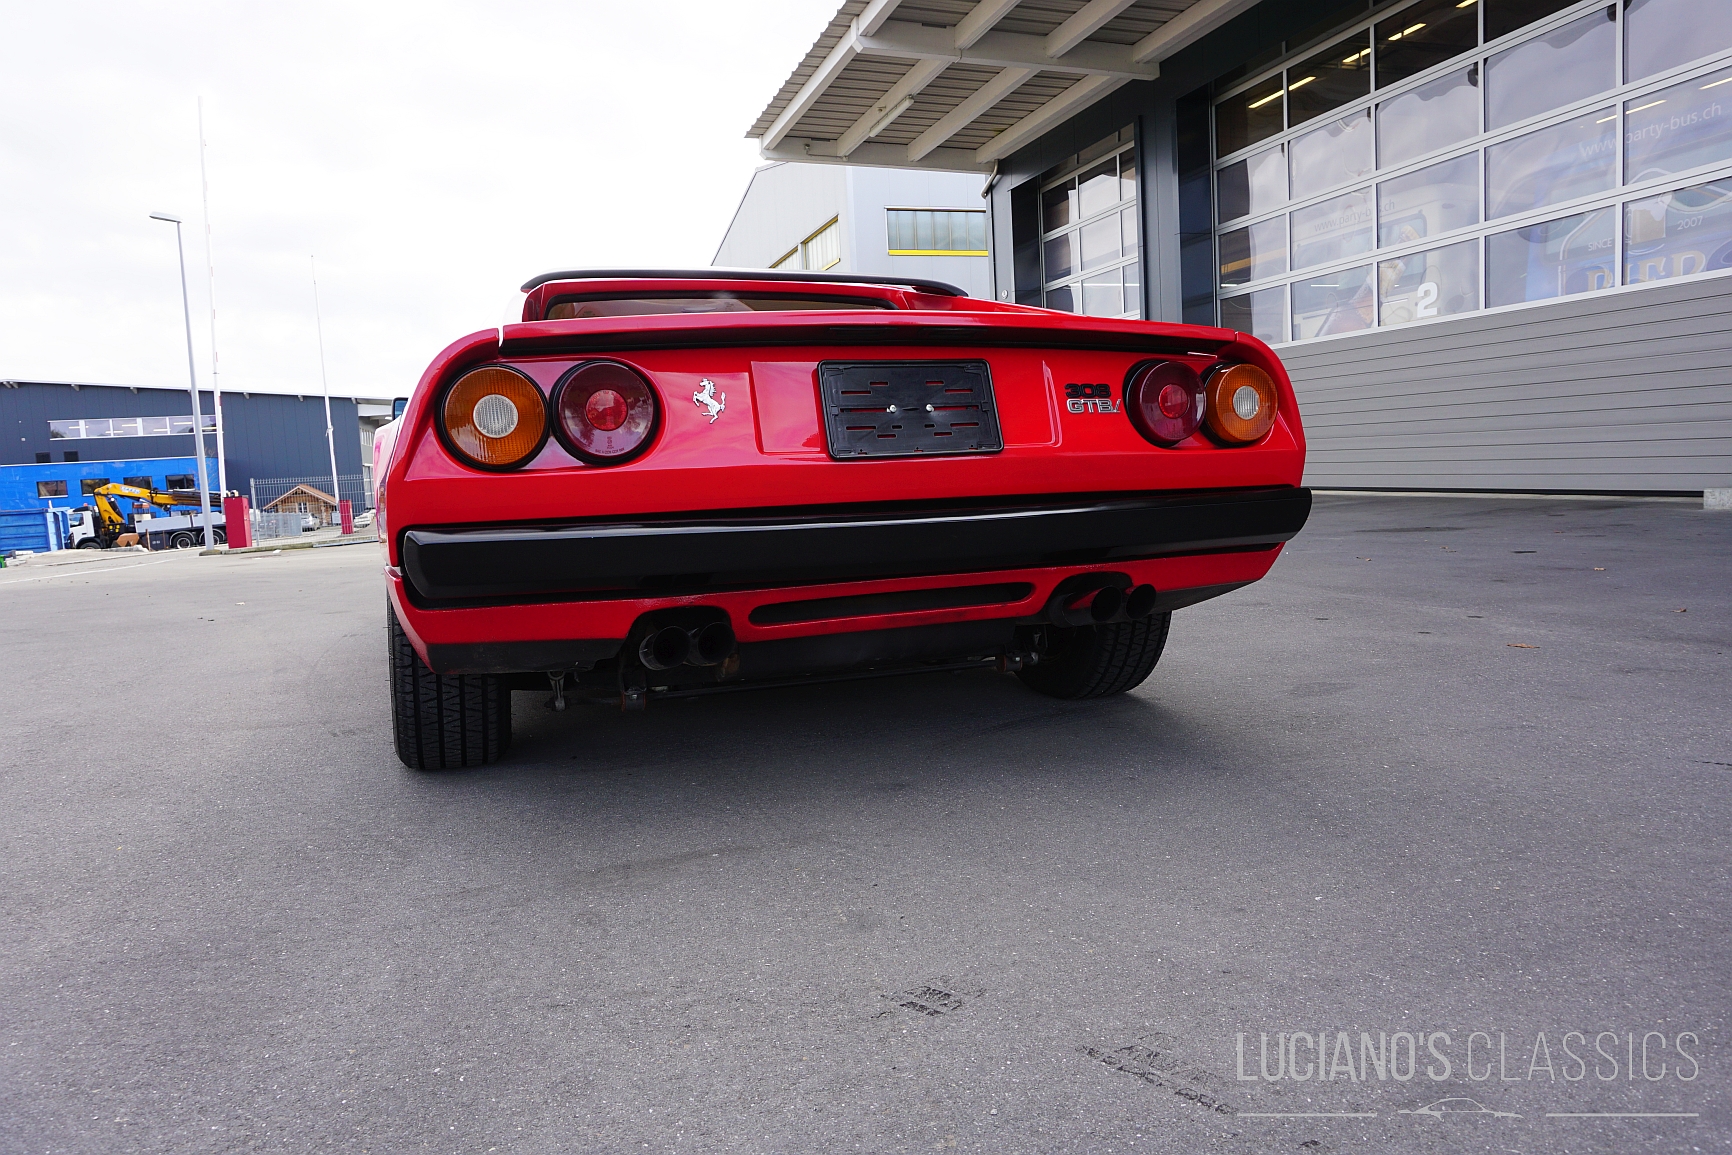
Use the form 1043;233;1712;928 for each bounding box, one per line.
544;293;894;320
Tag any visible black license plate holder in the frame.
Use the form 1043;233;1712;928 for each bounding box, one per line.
818;360;1003;459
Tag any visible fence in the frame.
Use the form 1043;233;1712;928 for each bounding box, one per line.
248;474;372;526
252;512;305;542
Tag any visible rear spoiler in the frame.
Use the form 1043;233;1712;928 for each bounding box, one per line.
520;267;969;298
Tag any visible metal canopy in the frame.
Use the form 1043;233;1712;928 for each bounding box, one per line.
748;0;1260;173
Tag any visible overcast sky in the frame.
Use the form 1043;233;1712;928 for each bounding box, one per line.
0;2;832;398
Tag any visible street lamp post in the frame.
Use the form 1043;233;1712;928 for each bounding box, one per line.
149;212;216;550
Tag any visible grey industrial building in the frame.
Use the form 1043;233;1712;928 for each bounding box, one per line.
748;0;1731;494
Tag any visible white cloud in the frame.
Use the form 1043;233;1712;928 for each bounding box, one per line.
0;1;831;396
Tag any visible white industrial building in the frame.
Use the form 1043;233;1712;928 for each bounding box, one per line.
714;162;992;298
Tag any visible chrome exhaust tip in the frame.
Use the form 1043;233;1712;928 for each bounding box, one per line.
1087;585;1123;623
639;625;692;671
1125;584;1159;619
688;622;736;667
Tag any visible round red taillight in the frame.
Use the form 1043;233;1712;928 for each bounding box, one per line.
1125;361;1203;446
585;388;628;432
553;361;658;463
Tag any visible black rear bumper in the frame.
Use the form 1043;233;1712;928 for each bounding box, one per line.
401;487;1310;605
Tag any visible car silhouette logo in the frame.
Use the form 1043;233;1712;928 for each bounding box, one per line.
1398;1097;1522;1119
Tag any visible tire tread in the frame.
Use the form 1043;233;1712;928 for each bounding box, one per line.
388;601;510;769
1017;613;1171;700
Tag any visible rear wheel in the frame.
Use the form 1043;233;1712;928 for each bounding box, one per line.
169;530;197;549
77;538;102;550
388;600;511;769
1017;613;1172;700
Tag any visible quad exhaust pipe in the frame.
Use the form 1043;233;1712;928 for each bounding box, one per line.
1047;579;1160;627
638;622;737;671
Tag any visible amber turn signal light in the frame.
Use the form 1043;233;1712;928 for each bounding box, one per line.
1204;363;1278;445
440;366;548;469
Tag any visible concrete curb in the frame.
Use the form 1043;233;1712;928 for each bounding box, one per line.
204;533;378;556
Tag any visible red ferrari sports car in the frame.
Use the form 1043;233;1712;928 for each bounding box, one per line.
377;270;1309;769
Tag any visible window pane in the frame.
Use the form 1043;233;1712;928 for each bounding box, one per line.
1287;32;1372;127
1376;66;1480;168
48;420;77;439
1486;107;1616;220
1378;239;1480;324
1485;0;1580;42
1219;285;1287;343
1291;187;1376;270
1292;264;1376;339
86;419;112;437
166;474;196;490
169;417;195;435
1082;272;1124;316
110;417;141;437
1080;215;1120;271
1045;284;1076;312
967;211;987;251
1078;158;1120;218
1119;146;1137;202
124;476;153;489
1624;65;1732;184
141;416;170;436
1219;217;1288;285
888;210;910;249
80;478;111;495
1045;233;1074;279
1122;262;1141;316
1043;181;1077;232
1379;153;1480;245
1485;208;1616;306
1121;206;1139;259
1484;10;1615;131
1375;0;1481;90
1626;0;1732;81
1217;145;1286;222
1216;74;1286;155
1624;179;1732;283
36;480;68;499
1290;109;1373;200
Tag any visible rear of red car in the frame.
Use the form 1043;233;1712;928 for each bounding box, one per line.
379;271;1309;769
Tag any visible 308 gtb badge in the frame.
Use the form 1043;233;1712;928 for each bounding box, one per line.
1063;382;1117;414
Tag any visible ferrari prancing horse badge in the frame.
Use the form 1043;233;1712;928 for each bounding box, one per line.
694;379;726;423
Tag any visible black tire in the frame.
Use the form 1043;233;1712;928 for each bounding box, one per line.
388;600;511;769
169;530;197;549
77;539;102;550
1017;613;1172;700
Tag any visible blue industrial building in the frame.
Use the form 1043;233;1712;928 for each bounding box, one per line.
1;379;391;514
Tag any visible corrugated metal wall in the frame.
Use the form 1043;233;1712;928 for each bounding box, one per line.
1280;273;1732;493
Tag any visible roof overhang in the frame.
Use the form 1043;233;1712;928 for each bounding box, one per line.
748;0;1262;173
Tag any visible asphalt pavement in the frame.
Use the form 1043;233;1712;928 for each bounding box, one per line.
1;495;1727;1155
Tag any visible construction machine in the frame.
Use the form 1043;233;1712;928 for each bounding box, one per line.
67;484;228;550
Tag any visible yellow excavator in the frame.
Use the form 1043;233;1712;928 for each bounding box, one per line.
68;483;227;550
